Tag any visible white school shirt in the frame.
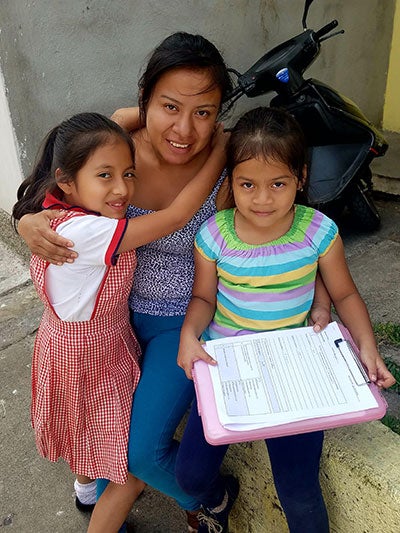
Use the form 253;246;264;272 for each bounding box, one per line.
46;214;126;321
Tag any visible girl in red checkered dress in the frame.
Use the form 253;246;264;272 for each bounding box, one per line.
12;112;227;532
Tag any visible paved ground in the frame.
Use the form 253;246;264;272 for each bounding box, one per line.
0;190;399;531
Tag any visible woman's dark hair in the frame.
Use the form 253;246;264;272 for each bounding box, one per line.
138;32;233;123
226;106;307;188
12;112;135;224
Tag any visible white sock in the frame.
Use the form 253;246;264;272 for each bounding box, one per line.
74;479;97;505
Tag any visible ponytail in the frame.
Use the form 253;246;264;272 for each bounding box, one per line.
12;126;59;224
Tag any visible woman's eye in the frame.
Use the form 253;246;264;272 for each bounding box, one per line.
165;103;177;111
196;109;210;118
98;172;111;179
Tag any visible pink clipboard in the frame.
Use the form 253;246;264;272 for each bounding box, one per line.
192;324;387;445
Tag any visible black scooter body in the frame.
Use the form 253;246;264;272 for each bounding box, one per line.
226;2;387;230
271;80;388;205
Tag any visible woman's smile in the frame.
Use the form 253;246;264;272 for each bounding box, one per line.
168;140;191;149
166;139;192;154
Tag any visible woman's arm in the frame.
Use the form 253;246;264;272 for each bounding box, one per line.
319;236;395;388
17;211;78;265
117;125;228;252
177;249;218;379
111;107;142;132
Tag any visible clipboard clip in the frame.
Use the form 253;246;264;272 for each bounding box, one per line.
334;338;371;385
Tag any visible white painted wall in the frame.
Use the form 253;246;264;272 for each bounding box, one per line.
0;68;22;214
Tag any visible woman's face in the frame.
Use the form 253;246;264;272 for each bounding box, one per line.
145;68;222;166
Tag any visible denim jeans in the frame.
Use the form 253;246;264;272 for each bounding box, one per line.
176;397;329;532
97;312;200;511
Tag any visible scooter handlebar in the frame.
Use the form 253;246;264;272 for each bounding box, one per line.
314;20;338;41
223;18;341;102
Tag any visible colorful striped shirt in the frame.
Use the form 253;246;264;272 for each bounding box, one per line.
195;205;338;340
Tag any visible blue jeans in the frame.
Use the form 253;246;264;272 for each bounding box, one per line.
97;313;200;511
176;397;329;533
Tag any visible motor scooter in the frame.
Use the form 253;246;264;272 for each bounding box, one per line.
224;0;387;230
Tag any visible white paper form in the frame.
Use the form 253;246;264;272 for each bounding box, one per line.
205;322;378;431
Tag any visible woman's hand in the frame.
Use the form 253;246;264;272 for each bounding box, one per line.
177;334;217;380
18;211;78;265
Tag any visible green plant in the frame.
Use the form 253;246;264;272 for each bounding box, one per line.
381;414;400;435
372;322;400;435
373;322;400;346
383;358;400;394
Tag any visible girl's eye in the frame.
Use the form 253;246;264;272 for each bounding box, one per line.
241;182;254;190
124;171;136;179
98;172;111;179
272;181;285;189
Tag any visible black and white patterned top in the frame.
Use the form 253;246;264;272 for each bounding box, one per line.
127;172;226;316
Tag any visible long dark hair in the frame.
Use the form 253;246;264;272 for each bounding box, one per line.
226;106;307;189
138;32;233;123
12;112;135;224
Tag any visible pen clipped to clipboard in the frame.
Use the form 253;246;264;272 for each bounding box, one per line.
334;338;370;385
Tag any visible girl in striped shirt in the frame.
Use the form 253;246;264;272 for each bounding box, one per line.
176;106;394;533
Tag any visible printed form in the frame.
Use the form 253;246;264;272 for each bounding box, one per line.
205;322;378;431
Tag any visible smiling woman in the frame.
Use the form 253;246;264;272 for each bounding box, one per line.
142;69;222;167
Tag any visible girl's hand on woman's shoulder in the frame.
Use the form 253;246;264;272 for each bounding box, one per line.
111;107;142;133
211;122;230;153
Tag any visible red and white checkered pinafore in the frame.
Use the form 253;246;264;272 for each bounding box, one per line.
30;213;141;484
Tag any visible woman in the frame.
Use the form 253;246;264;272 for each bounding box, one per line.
17;32;331;532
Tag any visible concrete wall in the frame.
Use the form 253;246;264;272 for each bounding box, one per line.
383;0;400;132
0;0;396;213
